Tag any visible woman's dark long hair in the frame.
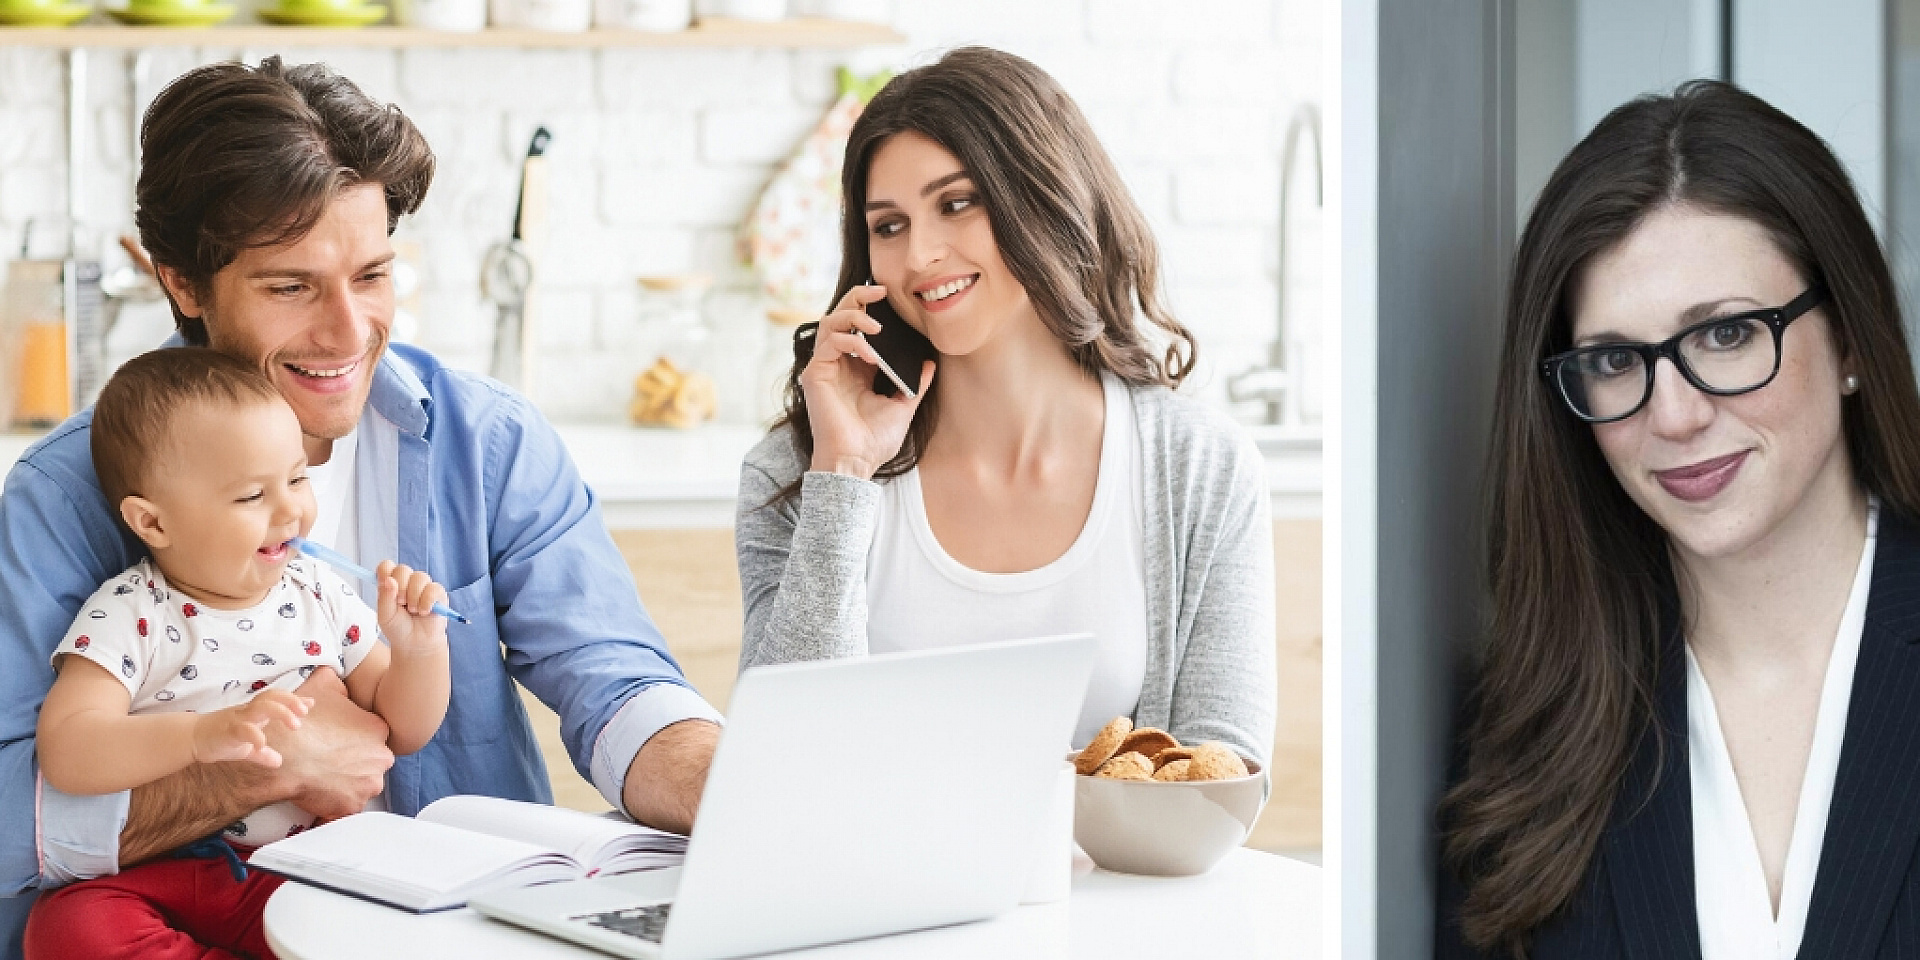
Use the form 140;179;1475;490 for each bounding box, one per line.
769;46;1195;498
1442;80;1920;956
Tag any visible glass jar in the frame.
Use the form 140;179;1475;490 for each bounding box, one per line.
630;275;717;429
4;259;70;428
594;0;688;29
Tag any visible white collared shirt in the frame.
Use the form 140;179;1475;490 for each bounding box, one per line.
1690;501;1878;960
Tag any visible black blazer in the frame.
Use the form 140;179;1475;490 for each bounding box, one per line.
1438;510;1920;959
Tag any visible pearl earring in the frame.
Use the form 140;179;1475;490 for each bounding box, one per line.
1845;374;1861;394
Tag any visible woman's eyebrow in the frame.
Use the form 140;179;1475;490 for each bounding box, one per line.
866;171;973;212
920;171;969;196
1677;296;1762;325
1572;297;1767;346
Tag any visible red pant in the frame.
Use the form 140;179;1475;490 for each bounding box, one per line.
22;850;282;960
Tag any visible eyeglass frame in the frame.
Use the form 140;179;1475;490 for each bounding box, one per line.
1538;283;1830;424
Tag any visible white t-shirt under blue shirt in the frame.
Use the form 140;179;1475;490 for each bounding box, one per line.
301;424;363;563
864;372;1149;748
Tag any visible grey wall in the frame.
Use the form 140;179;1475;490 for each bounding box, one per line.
1895;1;1920;344
1371;0;1510;954
1514;0;1575;230
1513;0;1721;231
1575;0;1721;138
1734;0;1886;229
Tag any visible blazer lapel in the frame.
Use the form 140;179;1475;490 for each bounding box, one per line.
1604;622;1703;959
1798;509;1920;958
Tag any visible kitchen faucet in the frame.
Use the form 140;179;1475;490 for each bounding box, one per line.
1228;102;1321;428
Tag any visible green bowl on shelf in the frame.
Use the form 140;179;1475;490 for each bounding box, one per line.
256;0;386;24
107;0;234;24
0;0;92;25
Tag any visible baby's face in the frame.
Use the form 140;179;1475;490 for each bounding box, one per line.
138;397;317;607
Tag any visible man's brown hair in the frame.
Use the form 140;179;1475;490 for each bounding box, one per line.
135;55;435;344
92;348;283;516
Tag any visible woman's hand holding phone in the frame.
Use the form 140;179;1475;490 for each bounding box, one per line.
801;284;935;480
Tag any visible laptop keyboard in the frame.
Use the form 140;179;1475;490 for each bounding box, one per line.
574;903;673;944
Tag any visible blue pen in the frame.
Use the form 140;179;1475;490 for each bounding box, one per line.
287;537;471;624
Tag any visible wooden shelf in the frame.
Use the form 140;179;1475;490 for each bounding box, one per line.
0;16;902;47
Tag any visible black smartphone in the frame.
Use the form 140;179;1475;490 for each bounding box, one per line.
861;294;937;398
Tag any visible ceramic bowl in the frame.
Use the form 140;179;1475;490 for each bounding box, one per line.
1071;755;1270;877
0;0;91;24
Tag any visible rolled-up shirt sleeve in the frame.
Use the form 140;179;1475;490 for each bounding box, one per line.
34;783;125;885
587;683;725;811
0;436;143;893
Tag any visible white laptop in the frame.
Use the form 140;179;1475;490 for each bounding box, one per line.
471;633;1096;960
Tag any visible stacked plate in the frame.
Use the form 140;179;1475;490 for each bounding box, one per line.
107;0;235;24
0;0;92;25
257;0;386;24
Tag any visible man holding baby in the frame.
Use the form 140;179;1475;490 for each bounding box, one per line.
0;56;722;957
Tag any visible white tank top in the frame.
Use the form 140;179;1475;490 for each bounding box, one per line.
864;372;1149;747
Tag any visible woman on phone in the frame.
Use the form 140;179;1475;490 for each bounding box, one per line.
733;46;1275;762
1439;81;1920;958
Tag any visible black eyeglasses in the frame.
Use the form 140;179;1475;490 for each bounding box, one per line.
1539;284;1828;423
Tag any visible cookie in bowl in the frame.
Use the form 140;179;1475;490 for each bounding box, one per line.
1069;720;1270;877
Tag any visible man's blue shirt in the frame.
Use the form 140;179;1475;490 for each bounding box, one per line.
0;344;716;954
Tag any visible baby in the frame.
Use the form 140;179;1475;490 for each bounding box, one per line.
23;347;453;960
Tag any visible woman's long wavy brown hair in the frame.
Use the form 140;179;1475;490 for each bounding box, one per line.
1442;80;1920;957
769;46;1195;497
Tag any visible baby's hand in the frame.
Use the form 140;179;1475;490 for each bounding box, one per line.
192;689;311;767
375;561;450;657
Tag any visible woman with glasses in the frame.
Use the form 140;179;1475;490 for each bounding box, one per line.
730;47;1276;766
1439;81;1920;959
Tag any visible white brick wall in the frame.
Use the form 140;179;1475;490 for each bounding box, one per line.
0;0;1323;426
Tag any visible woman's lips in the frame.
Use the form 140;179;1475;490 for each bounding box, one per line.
1654;450;1750;502
914;274;977;314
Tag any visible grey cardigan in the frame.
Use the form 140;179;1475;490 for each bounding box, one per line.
733;382;1278;765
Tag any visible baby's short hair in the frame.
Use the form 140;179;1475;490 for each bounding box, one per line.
91;347;283;513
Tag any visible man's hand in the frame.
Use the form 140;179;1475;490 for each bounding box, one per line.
268;667;395;820
122;668;392;864
622;719;721;835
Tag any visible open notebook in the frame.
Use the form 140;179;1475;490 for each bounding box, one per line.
249;795;688;913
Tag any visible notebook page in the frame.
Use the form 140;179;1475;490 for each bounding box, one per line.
250;811;580;910
419;795;685;872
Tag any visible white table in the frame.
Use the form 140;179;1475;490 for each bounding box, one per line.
263;848;1320;959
